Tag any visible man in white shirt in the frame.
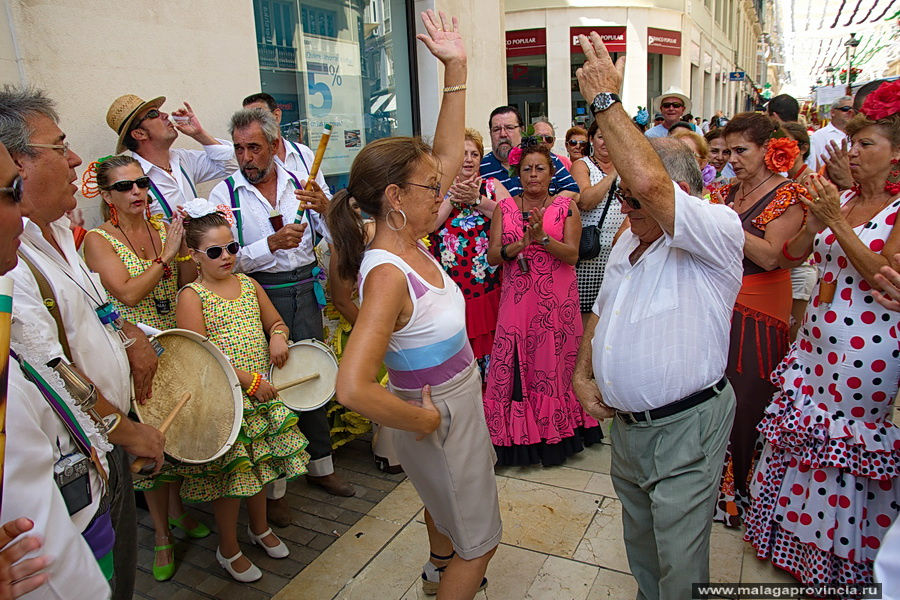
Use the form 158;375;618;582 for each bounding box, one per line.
1;86;165;600
645;89;691;138
105;94;236;220
241;93;332;199
208;109;353;526
807;96;855;170
0;140;108;600
573;36;743;600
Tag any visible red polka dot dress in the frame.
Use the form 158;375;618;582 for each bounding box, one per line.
743;192;900;584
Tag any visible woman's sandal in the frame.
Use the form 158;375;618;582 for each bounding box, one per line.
168;513;211;539
421;551;488;595
152;542;176;581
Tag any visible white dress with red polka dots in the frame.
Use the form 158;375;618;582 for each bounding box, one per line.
743;193;900;584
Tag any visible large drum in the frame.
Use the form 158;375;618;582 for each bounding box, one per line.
134;329;243;464
269;339;338;412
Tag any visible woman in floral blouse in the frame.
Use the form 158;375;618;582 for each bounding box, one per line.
429;128;510;377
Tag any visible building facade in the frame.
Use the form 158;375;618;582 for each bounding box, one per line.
504;0;768;138
0;0;506;221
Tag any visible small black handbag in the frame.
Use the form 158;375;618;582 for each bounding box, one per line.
578;179;616;262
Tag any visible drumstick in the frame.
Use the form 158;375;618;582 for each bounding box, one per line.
275;373;320;392
130;392;191;474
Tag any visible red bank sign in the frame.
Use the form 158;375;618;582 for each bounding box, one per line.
506;29;547;57
647;27;682;55
570;27;627;53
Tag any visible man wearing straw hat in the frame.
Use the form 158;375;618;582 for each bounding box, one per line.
645;88;692;138
209;108;353;527
1;85;166;600
105;94;235;220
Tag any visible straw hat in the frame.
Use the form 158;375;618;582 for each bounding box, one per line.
653;88;692;114
106;94;165;153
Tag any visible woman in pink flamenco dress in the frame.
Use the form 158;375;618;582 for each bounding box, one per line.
482;142;603;467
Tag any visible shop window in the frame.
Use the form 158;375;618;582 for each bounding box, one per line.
253;0;415;190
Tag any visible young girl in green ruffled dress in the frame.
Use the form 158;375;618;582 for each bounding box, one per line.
176;204;309;583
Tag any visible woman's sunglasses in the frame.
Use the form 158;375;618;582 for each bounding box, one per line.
107;176;151;192
200;241;241;260
567;140;588;148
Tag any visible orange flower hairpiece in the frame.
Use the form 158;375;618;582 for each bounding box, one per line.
765;137;800;173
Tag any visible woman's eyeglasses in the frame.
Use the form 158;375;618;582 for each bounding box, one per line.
200;241;241;260
566;140;588;148
404;181;442;198
106;176;151;192
0;175;23;203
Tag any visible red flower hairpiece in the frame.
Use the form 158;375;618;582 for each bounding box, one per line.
860;80;900;121
765;137;800;173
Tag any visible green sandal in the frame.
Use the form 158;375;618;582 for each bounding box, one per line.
168;513;211;539
152;543;176;581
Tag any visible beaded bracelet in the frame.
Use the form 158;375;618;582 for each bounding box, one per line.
271;329;289;341
175;254;192;262
246;372;262;396
442;84;466;93
152;257;173;280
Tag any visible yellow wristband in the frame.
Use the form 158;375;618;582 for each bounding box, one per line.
272;329;288;340
442;84;467;93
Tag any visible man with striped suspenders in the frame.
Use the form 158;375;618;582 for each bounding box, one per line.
208;108;352;529
242;93;332;198
105;94;236;220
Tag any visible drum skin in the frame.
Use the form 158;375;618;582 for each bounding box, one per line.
135;329;243;463
270;339;338;411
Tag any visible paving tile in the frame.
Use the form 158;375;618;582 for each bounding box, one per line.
739;542;799;585
563;443;612;475
524;555;598;600
335;520;426;600
271;515;403;600
497;475;597;557
582;472;617;499
367;479;422;525
482;543;548;600
585;567;638;599
709;523;745;584
572;497;630;573
495;464;594;492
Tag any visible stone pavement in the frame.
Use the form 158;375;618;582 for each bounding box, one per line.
137;424;801;600
133;434;406;600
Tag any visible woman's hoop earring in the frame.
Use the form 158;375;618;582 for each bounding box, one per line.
385;208;407;231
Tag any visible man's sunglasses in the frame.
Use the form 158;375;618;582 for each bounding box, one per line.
107;176;151;192
538;135;554;144
136;109;163;126
614;187;641;210
661;102;684;109
834;106;854;112
566;140;588;148
0;175;23;203
201;241;241;260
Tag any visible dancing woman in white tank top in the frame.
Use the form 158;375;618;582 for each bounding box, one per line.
325;11;500;599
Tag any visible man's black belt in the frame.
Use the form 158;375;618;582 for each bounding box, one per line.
616;375;728;425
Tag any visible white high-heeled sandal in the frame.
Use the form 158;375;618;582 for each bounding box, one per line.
216;547;262;583
247;526;290;559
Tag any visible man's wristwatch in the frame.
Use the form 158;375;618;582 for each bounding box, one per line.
590;92;621;115
538;235;551;246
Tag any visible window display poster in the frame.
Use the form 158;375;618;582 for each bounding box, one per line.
301;33;365;176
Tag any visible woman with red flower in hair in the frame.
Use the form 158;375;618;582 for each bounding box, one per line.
743;79;900;585
711;112;810;528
